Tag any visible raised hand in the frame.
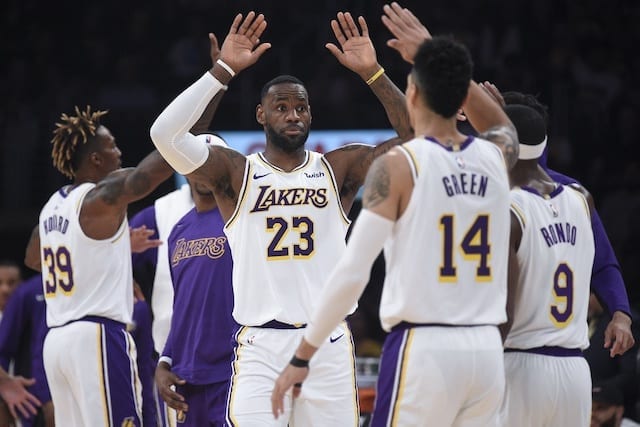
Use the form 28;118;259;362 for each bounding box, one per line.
326;12;380;80
218;12;272;75
381;2;431;64
479;81;506;107
208;32;221;64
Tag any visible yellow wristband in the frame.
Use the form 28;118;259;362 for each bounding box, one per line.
366;67;385;85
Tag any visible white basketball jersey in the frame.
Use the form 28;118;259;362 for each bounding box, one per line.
224;151;351;326
39;183;133;327
505;184;594;349
380;136;511;331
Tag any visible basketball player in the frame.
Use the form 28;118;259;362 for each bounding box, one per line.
155;171;236;426
150;10;412;426
499;104;595;426
271;9;520;425
25;105;188;426
480;82;635;357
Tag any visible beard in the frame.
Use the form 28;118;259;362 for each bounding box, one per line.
266;124;308;153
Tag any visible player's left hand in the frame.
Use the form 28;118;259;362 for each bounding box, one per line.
604;311;635;357
271;364;309;419
326;12;380;81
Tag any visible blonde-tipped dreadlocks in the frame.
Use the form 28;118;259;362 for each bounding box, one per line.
50;106;109;179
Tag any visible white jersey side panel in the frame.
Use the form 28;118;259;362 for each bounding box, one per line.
505;185;595;349
380;137;511;331
39;183;133;327
151;183;194;353
224;151;351;326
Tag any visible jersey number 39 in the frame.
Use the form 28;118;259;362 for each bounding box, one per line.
42;246;75;296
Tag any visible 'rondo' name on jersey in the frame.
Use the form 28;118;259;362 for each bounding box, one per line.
442;173;489;197
540;222;578;247
42;214;69;235
250;185;328;213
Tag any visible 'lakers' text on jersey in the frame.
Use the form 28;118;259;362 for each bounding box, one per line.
38;183;133;327
224;151;351;326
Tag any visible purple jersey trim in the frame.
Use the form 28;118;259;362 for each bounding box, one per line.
505;346;583;357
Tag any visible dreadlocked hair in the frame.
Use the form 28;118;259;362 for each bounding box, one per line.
51;106;108;179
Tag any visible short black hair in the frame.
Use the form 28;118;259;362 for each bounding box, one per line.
260;75;306;102
412;36;473;118
502;91;549;127
503;104;546;146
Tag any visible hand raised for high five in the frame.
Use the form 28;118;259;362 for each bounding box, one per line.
217;12;271;76
326;12;380;80
382;2;431;64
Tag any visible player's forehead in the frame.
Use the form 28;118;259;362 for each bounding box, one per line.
95;125;115;144
265;83;308;103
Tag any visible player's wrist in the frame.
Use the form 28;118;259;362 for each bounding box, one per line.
289;355;309;368
158;356;173;368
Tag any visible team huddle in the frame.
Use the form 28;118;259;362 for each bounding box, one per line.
0;2;636;427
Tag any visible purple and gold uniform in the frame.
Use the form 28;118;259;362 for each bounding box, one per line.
162;206;235;426
502;184;595;426
0;275;50;427
39;184;142;426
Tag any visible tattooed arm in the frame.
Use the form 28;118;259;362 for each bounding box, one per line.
326;11;412;140
79;151;174;240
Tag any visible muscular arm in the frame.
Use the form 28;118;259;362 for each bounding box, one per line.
325;137;404;213
466;82;519;170
501;210;523;342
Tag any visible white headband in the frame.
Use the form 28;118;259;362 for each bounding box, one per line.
518;135;547;160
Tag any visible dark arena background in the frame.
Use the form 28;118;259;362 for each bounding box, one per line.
2;0;639;362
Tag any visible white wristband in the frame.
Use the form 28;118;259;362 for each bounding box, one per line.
216;59;236;77
158;356;172;367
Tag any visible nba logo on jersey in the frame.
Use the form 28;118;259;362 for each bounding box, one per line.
455;156;466;169
121;417;136;427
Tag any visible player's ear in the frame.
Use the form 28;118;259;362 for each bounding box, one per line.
90;151;101;166
256;104;265;125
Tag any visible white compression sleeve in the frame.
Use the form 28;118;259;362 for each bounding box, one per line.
304;209;395;348
149;71;225;175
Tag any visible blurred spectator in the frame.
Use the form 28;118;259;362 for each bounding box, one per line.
592;381;640;427
586;293;640;421
0;261;21;321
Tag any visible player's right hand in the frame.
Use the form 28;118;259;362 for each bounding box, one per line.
155;362;188;412
219;12;271;75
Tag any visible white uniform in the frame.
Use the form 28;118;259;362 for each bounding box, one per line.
39;184;142;426
372;136;510;427
224;151;359;426
502;184;595;427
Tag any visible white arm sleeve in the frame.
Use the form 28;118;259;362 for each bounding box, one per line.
149;71;225;175
304;209;394;348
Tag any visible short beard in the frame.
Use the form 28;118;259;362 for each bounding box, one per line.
266;124;308;153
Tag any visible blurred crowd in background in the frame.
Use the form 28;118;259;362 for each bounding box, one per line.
1;0;639;307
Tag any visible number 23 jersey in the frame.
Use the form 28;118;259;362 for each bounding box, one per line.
224;151;351;326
